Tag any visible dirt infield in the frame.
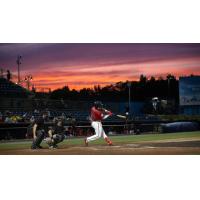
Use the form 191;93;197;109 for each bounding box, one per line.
1;138;200;155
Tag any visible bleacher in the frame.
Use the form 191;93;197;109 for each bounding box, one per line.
0;79;143;122
0;78;30;97
8;108;125;122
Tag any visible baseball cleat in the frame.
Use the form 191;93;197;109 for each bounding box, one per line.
49;145;57;149
105;137;113;146
84;138;88;146
31;145;43;150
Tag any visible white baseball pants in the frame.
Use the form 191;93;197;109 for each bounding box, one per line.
87;121;107;142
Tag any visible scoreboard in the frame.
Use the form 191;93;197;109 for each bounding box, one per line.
179;76;200;106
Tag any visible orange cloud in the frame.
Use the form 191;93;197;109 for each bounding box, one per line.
15;56;200;91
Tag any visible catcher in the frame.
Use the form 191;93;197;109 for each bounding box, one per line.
46;117;66;149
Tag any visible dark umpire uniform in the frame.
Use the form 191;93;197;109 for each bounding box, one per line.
31;112;48;149
47;118;66;149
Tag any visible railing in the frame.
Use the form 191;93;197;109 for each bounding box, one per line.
0;120;168;140
2;119;199;140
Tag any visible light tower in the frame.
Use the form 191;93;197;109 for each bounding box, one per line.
127;81;131;114
16;55;22;84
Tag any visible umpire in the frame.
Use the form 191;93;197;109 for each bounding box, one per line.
31;111;48;149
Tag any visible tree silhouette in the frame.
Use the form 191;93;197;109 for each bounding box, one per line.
49;74;180;104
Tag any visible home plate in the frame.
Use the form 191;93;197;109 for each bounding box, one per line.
125;144;140;148
125;144;157;149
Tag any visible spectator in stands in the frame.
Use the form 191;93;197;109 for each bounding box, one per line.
10;115;21;123
6;70;11;81
30;116;35;124
34;109;40;114
61;112;66;119
45;109;51;118
5;115;21;123
4;111;13;123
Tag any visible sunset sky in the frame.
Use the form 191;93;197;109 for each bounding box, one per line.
0;43;200;90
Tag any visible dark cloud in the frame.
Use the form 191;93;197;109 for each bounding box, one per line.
1;43;200;71
33;68;140;78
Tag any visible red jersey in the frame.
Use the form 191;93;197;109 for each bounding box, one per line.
90;106;112;121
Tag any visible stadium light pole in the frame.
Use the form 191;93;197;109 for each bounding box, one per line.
167;77;173;99
16;55;22;84
127;81;131;114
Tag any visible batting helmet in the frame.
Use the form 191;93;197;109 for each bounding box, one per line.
94;101;103;109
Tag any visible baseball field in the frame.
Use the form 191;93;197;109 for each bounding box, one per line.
0;131;200;155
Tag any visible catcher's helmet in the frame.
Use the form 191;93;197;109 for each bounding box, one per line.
94;101;103;109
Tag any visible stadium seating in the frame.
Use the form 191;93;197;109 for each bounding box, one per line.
0;78;30;97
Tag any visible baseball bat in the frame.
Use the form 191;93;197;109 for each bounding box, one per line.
116;114;127;119
101;108;127;119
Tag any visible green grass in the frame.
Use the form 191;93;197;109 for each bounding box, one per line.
0;131;200;150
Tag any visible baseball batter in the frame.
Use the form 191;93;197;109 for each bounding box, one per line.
84;101;113;146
